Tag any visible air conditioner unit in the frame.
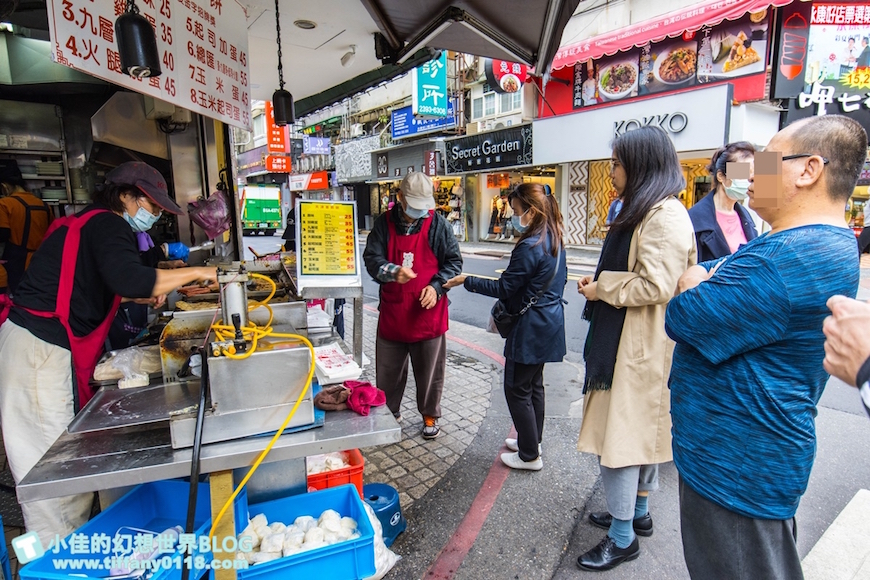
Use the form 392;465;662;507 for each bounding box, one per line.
350;124;365;137
478;120;493;132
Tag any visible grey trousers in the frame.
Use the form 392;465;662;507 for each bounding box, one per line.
376;333;446;418
599;460;660;521
680;477;804;580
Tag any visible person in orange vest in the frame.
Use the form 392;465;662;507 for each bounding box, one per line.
0;160;53;294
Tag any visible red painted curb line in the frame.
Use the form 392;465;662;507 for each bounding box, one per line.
362;301;514;580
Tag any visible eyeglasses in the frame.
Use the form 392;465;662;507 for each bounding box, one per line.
608;159;621;172
781;153;830;165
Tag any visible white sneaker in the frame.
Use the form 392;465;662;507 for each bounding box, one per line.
500;451;543;471
505;438;542;455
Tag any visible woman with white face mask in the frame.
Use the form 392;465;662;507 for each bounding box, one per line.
0;162;216;545
688;142;759;262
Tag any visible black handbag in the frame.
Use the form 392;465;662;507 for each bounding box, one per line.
489;250;562;338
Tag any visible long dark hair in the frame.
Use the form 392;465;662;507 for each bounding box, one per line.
508;183;563;257
610;126;685;230
91;182;141;213
707;141;755;193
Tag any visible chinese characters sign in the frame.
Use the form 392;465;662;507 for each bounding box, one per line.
297;201;358;276
265;102;287;153
483;59;528;94
46;0;252;131
264;155;290;172
412;52;448;118
811;4;870;25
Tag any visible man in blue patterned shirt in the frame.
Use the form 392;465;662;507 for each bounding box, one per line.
666;115;865;580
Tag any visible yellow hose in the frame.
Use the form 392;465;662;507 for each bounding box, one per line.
206;270;316;541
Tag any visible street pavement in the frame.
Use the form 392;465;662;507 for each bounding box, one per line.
347;239;870;580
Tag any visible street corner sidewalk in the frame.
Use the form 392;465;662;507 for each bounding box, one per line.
347;304;503;514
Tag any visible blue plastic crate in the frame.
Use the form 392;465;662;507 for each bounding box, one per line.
0;514;11;580
236;485;375;580
19;480;212;580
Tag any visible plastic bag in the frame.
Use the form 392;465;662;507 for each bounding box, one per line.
188;189;232;240
111;346;150;389
362;501;400;580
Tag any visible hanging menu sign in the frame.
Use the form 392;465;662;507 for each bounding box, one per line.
46;0;252;131
297;201;359;277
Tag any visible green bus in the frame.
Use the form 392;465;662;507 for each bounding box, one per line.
240;185;281;235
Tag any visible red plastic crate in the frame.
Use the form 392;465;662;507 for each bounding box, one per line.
307;449;364;498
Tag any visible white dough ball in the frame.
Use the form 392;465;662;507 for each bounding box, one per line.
294;515;317;532
318;509;341;525
268;522;287;535
250;513;268;529
260;533;284;553
303;527;325;544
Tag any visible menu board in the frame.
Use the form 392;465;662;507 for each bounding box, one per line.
46;0;252;131
572;9;770;109
297;201;358;277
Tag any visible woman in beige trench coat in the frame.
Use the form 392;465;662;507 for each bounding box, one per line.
575;126;697;572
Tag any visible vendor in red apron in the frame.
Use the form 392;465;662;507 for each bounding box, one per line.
363;172;463;439
0;162;217;545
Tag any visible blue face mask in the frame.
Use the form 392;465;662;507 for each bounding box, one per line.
125;201;161;232
511;212;529;234
403;205;429;220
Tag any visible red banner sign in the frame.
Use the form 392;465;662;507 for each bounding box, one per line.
265;102;288;153
265;155;291;172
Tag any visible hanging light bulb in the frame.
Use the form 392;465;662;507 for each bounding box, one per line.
115;0;162;78
272;0;294;126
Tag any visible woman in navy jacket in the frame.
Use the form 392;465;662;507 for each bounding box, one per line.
445;183;566;471
689;142;758;262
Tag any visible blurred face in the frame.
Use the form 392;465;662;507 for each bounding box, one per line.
609;151;627;196
748;133;788;218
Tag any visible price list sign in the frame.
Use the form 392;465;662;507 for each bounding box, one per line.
298;201;358;277
46;0;252;131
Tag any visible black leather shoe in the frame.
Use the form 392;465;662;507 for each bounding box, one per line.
577;535;640;572
588;511;654;537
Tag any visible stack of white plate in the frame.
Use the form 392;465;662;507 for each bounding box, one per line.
35;161;64;176
72;188;90;202
40;187;67;200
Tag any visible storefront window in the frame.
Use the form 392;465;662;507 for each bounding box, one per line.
484;93;496;116
472;97;483;120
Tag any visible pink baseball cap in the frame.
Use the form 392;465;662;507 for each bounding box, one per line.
105;162;183;215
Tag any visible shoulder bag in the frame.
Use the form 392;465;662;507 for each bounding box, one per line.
489;250;562;338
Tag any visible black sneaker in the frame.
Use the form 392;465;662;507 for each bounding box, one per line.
392;411;402;422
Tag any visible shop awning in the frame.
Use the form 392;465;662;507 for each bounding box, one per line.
359;0;581;72
551;0;806;72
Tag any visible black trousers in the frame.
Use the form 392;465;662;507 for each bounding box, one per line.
504;359;545;461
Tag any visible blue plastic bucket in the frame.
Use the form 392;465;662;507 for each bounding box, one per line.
362;483;405;547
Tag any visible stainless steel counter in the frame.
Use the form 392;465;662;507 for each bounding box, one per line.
17;405;400;503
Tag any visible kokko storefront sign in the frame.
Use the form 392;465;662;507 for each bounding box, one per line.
534;83;731;164
445;125;533;174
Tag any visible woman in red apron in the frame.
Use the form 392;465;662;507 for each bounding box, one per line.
0;162;216;545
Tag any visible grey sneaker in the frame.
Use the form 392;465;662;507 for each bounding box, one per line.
422;416;441;439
